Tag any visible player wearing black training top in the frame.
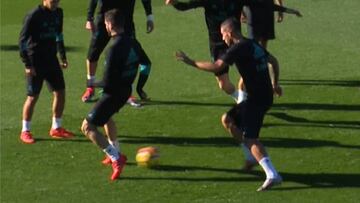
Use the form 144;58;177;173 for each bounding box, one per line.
19;0;74;144
243;0;302;48
81;9;150;181
166;0;300;103
82;0;154;104
175;18;283;191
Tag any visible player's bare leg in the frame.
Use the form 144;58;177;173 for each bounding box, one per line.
20;95;39;144
102;118;120;165
81;119;126;180
50;90;73;138
244;138;282;191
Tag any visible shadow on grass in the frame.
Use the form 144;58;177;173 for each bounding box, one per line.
118;135;360;149
266;112;360;130
0;44;84;52
123;163;360;189
145;100;360;112
281;79;360;87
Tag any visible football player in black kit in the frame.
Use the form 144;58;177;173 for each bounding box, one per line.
19;0;74;144
175;18;283;191
82;0;154;106
81;9;150;181
166;0;301;171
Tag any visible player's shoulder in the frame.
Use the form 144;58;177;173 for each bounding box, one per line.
26;5;42;18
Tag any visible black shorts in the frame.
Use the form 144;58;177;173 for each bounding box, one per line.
209;42;230;76
86;89;131;126
227;100;270;139
244;5;275;40
26;64;65;96
87;20;111;62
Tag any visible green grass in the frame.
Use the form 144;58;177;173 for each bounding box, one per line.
1;0;360;202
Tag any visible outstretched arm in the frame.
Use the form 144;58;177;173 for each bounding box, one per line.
165;0;204;11
175;50;226;73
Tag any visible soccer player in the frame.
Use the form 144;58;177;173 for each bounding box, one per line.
81;9;150;180
19;0;74;144
175;18;283;191
82;0;154;105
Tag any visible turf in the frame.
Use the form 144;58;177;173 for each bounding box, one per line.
1;0;360;202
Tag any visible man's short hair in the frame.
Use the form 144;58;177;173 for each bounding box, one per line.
221;17;241;33
104;9;125;28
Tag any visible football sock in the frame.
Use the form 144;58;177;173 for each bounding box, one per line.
103;144;120;162
136;64;151;93
108;138;120;151
230;90;239;102
87;75;96;87
22;120;31;132
51;117;62;129
237;90;247;104
240;143;256;162
259;157;279;179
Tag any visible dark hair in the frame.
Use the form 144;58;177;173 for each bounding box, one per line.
221;17;241;33
104;9;125;28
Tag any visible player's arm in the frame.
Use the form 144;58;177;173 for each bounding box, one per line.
85;0;97;32
165;0;204;11
275;0;284;22
141;0;154;33
19;12;36;76
272;3;302;17
175;50;226;73
57;9;68;69
267;54;282;96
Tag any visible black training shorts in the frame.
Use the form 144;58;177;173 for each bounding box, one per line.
26;64;65;96
244;5;275;40
227;100;270;139
86;89;131;126
87;20;111;62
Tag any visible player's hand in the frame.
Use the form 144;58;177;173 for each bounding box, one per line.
146;20;154;33
85;21;95;32
175;50;187;61
165;0;176;5
277;12;284;22
60;60;68;69
273;84;283;97
294;10;302;17
175;50;195;67
25;67;36;76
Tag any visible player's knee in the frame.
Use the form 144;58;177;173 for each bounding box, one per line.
217;78;234;94
26;95;39;104
221;113;232;129
81;119;96;137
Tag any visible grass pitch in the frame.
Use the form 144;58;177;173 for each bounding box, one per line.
1;0;360;202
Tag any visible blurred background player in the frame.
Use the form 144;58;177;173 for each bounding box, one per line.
82;0;154;106
175;18;283;191
242;0;302;49
81;9;150;180
19;0;74;144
